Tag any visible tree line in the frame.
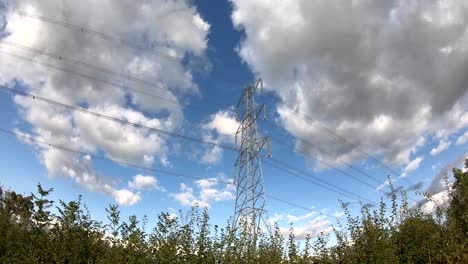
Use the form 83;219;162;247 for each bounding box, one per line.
0;160;467;263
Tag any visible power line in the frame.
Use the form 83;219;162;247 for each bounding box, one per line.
0;49;415;204
279;103;414;185
0;44;386;189
268;135;378;190
0;127;207;182
265;120;382;185
0;50;180;106
265;157;377;206
267;135;419;203
0;4;411;185
0;40;185;96
0;4;189;65
0;46;388;192
0;10;412;210
0;50;240;118
0;127;341;220
0;84;235;151
0;40;231;112
265;195;340;220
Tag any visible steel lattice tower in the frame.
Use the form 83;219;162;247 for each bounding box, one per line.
232;79;272;238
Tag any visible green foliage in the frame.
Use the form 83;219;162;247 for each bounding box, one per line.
0;160;467;263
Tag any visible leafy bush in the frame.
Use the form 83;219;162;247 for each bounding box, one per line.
0;160;466;263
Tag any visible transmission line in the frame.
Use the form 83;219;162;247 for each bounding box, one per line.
0;4;190;65
265;157;377;206
0;40;231;111
0;50;242;118
0;85;235;151
0;46;380;188
0;40;185;96
0;127;207;182
268;135;377;190
267;135;419;203
0;50;180;106
2;47;363;181
278;103;414;185
265;120;382;185
265;195;341;220
0;3;412;186
0;127;341;220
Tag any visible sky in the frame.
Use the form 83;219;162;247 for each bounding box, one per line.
0;0;467;239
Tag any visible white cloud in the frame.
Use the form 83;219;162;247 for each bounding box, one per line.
128;175;160;191
376;178;391;191
425;154;467;195
430;140;452;156
456;130;468;145
270;209;334;240
73;105;170;166
405;156;424;172
230;0;468;167
200;146;223;164
171;177;235;208
1;0;209;202
19;143;142;206
420;190;450;214
280;215;332;240
113;189;142;206
199;110;239;164
400;156;424;178
286;211;317;223
202;110;240;137
333;211;345;218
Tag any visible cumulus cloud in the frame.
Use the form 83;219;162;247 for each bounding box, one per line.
113;189;142;206
420;190;450;214
417;154;467;212
271;209;335;240
456;130;468;145
425;154;467;195
286;211;317;223
430;140;451;156
199;110;239;164
16;139;142;206
285;217;333;240
202;110;240;137
200;146;223;164
400;156;424;178
171;177;235;208
230;0;468;168
1;0;209;202
128;175;160;191
273;211;332;240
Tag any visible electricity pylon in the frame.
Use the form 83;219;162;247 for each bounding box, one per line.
232;79;272;238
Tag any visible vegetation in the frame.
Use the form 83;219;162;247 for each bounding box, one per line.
0;160;467;263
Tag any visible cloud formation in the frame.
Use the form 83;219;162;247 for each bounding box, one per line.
456;130;468;145
0;0;210;204
417;154;467;212
128;175;160;191
171;177;235;208
400;156;423;178
200;110;239;164
430;140;451;156
230;0;468;168
272;211;333;240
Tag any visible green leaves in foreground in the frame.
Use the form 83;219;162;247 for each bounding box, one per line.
0;160;467;263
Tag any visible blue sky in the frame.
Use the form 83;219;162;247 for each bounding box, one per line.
0;0;467;238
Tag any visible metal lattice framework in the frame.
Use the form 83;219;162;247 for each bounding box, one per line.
232;79;272;238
